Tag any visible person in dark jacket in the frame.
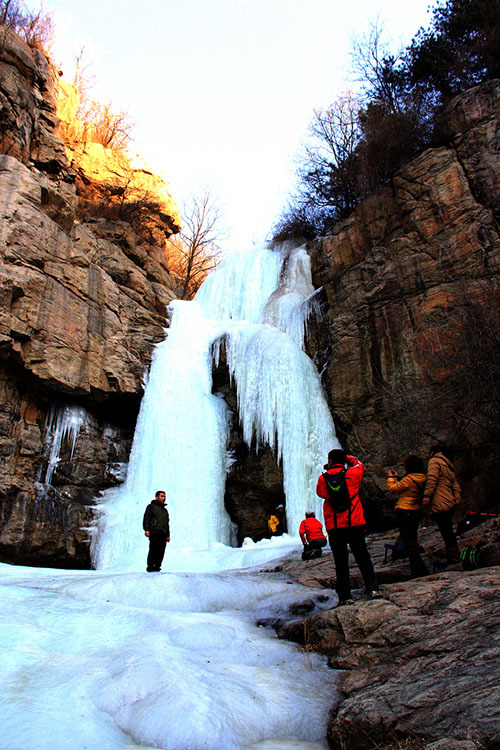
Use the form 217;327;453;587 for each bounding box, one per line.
316;449;380;606
143;490;170;572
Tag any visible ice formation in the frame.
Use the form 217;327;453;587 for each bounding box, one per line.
42;404;89;486
92;244;339;570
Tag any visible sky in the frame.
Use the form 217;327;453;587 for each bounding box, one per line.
34;0;435;253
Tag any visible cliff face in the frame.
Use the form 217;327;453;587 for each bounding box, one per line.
306;79;500;521
0;29;181;566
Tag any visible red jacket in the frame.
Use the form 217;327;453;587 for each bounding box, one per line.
316;455;365;530
299;517;326;544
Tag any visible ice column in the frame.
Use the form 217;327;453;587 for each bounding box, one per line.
43;404;89;486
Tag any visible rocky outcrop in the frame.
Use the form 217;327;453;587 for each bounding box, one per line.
306;79;500;521
0;30;181;566
272;519;500;749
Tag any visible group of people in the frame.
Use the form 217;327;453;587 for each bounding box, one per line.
300;444;462;606
142;445;462;609
386;445;461;577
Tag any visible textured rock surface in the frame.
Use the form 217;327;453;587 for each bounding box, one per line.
0;31;181;567
306;79;500;522
272;519;500;750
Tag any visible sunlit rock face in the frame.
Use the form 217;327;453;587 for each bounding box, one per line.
306;79;500;520
57;80;181;239
0;30;181;567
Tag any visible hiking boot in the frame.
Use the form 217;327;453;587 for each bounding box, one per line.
368;590;382;600
337;598;355;607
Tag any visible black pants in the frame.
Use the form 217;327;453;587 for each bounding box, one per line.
327;526;377;601
432;510;459;554
301;538;327;561
147;533;167;571
395;509;429;578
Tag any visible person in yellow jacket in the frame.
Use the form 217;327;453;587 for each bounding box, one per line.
422;445;461;566
387;455;429;578
268;504;286;536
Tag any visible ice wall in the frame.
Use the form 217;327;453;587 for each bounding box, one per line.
92;243;338;570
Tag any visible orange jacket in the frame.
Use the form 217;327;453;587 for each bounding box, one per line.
424;453;461;513
316;455;365;530
387;472;427;511
299;517;326;544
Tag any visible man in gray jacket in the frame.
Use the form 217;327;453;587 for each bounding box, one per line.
143;490;170;572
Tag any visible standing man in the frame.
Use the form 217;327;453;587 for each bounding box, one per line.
423;445;461;566
143;490;170;572
316;449;380;606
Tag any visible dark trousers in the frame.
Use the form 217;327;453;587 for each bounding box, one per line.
432;510;459;560
147;533;167;571
327;526;377;601
396;509;429;578
301;538;327;560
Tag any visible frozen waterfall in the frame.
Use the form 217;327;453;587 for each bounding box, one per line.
92;243;339;570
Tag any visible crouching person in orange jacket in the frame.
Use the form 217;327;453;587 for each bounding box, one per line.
299;510;327;561
316;449;380;606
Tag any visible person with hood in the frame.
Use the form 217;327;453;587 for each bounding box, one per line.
268;504;287;536
423;445;461;566
387;455;429;578
299;509;327;561
143;490;170;572
316;448;380;606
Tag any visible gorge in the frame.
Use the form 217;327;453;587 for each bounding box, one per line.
1;19;500;750
1;28;500;566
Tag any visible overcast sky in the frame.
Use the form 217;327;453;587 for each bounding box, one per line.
34;0;434;252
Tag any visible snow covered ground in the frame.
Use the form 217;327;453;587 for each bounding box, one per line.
0;537;338;750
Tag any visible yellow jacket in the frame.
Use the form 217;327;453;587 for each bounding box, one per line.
268;515;279;533
387;472;427;511
424;453;461;512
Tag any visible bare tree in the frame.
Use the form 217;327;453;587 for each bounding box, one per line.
61;46;133;152
0;0;53;50
350;20;404;111
169;191;224;299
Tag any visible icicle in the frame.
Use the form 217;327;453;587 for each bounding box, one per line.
43;404;89;487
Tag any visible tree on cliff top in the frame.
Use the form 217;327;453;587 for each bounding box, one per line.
0;0;53;50
168;191;223;299
69;47;133;152
274;0;500;242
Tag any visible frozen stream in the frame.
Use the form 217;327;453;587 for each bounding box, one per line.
0;541;338;750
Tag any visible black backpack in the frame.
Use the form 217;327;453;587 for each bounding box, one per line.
460;544;482;571
322;469;351;514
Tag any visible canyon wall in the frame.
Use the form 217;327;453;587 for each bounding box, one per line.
0;29;181;566
305;78;500;524
1;25;499;564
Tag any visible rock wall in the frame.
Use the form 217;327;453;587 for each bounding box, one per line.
0;29;181;567
306;79;500;522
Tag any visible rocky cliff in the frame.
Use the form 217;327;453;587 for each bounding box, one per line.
306;78;500;523
0;29;181;566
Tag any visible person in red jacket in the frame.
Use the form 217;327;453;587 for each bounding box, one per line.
316;449;380;606
299;510;327;561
